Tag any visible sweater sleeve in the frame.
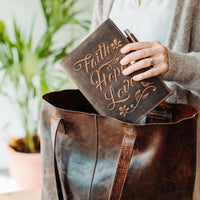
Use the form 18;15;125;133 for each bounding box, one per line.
163;48;200;97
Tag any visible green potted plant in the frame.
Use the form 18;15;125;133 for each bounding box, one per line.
0;0;90;189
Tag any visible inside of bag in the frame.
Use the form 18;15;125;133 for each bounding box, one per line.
43;89;198;124
43;89;98;114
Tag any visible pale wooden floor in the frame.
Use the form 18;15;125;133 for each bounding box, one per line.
0;170;41;200
0;188;41;200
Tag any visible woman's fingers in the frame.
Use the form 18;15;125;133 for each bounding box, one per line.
120;41;169;80
121;41;156;53
132;63;169;81
122;57;153;75
120;48;154;65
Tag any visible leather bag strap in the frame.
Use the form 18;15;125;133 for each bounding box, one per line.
51;118;136;200
51;117;64;200
108;134;136;200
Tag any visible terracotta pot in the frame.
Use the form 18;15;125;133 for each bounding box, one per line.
8;147;41;189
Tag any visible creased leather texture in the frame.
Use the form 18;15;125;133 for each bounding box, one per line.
40;89;199;200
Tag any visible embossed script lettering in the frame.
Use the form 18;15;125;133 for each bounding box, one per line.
104;79;137;111
73;43;111;73
72;39;157;117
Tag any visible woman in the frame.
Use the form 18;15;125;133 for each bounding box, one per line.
91;0;200;199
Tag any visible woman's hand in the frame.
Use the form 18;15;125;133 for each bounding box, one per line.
120;41;169;81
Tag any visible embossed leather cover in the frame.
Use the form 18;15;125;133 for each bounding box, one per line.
60;18;172;123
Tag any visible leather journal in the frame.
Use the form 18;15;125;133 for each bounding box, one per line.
60;18;172;123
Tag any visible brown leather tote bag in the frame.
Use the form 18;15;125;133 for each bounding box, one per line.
40;89;199;200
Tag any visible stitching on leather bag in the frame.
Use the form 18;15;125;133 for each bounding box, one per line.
108;134;136;200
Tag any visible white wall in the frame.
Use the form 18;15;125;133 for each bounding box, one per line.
0;0;94;170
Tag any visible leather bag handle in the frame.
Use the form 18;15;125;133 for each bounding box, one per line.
51;117;136;200
108;134;136;200
51;117;64;200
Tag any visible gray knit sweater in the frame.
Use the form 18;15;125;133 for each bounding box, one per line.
91;0;200;199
